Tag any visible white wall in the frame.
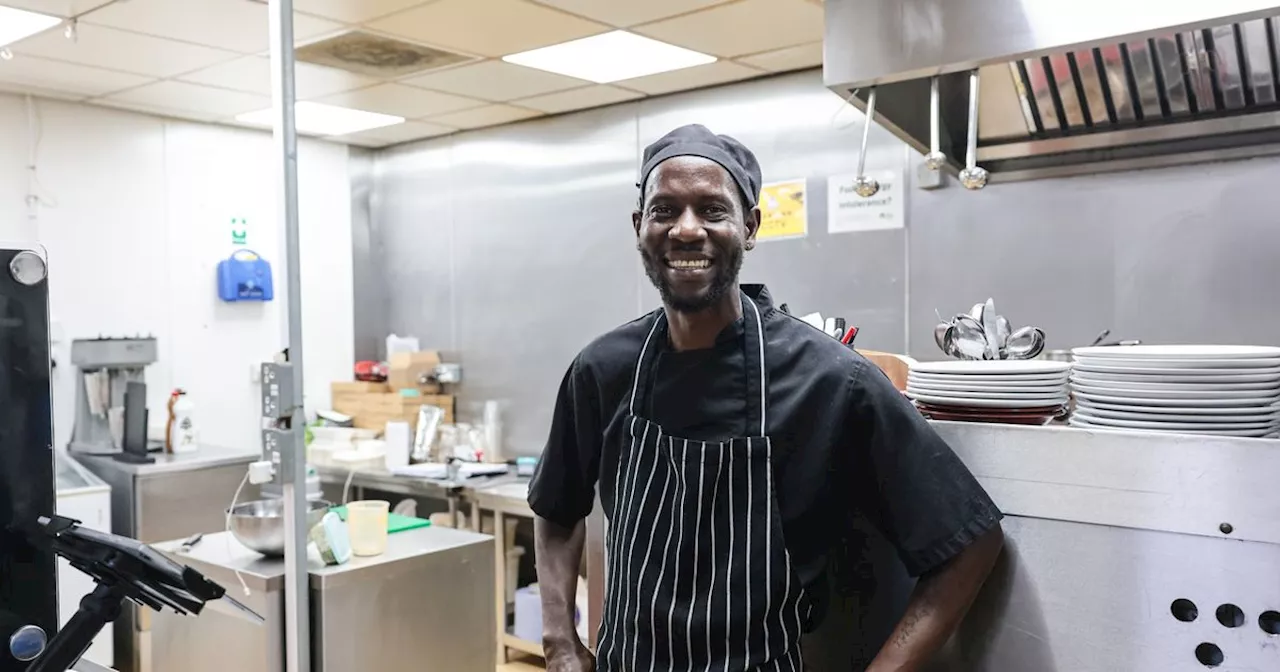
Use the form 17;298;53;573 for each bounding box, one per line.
0;93;355;453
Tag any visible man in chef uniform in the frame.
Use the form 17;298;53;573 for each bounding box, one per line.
529;124;1005;672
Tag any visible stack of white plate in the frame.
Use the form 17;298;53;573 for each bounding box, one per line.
1070;345;1280;438
906;360;1072;425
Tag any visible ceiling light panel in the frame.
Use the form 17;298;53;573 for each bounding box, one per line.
236;101;405;136
0;6;62;48
503;31;715;83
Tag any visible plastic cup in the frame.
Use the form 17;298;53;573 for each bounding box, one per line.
346;500;390;557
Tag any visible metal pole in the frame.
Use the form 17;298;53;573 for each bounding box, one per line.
267;1;310;671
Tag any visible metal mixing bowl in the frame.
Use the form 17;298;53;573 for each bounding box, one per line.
228;498;332;556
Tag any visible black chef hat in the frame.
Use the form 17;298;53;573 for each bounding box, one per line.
639;124;762;209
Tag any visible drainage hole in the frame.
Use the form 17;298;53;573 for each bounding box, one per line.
1194;642;1224;667
1215;603;1244;628
1171;598;1199;622
1260;610;1280;635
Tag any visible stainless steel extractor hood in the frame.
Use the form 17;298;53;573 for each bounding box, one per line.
824;0;1280;183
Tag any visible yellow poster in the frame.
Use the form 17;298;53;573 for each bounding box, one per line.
756;180;807;241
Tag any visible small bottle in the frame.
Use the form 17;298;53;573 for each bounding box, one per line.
167;389;198;454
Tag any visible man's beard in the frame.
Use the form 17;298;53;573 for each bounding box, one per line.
640;243;744;314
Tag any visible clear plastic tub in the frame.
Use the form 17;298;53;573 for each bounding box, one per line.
346;500;390;557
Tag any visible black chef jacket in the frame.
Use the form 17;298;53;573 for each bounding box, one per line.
529;285;1002;661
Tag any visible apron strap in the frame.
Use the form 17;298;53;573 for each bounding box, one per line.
627;290;769;434
741;291;767;435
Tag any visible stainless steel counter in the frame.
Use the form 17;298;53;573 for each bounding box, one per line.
75;444;261;672
837;424;1280;671
150;526;496;672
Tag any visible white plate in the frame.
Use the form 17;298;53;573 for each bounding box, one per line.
1071;345;1280;359
1072;356;1280;369
1072;362;1280;377
1071;383;1280;400
1069;374;1280;392
908;382;1067;394
906;388;1067;401
1074;404;1280;424
910;360;1072;375
1074;390;1280;407
907;393;1068;409
1068;418;1278;438
908;372;1069;385
1070;370;1280;384
1072;410;1279;431
1074;398;1280;416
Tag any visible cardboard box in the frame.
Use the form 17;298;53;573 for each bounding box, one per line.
330;381;454;433
387;351;443;394
330;381;389;395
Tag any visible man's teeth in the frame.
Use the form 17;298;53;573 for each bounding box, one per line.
668;259;710;269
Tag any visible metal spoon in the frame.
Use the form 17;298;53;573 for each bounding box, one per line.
1005;326;1046;360
995;315;1012;357
853;88;881;197
934;322;952;352
951;315;989;360
958;70;989;190
925;76;947;170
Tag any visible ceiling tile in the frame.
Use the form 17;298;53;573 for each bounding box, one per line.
2;1;114;18
426;103;542;129
84;0;342;54
99;81;269;118
513;84;640;113
634;0;824;58
91;99;220;124
0;54;152;98
333;120;456;147
12;24;237;78
368;0;609;58
401;60;587;102
530;0;735;28
317;83;485;118
737;42;823;72
616;60;761;95
179;56;380;99
292;0;431;23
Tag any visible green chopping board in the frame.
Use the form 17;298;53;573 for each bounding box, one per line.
329;506;432;534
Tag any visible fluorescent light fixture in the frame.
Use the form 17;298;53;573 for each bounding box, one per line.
235;101;404;136
503;31;716;84
0;6;62;49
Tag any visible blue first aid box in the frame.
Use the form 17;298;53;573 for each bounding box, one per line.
217;250;274;302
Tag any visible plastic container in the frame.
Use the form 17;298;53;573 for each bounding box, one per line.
384;422;411;470
346;500;390;557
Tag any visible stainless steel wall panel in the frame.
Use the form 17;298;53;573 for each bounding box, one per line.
446;104;642;456
907;150;1280;357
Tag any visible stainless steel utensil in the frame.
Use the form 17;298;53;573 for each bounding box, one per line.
951;315;989;359
981;299;999;359
853;88;881;197
934;322;951;351
1005;326;1046;359
959;70;989;190
228;498;332;557
995;315;1012;356
925;77;947;170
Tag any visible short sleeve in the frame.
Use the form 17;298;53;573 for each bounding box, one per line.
845;361;1003;577
528;355;602;527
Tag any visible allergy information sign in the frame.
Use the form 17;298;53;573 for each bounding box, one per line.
827;169;905;233
756;179;808;241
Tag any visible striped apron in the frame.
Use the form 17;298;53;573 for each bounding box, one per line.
596;292;811;671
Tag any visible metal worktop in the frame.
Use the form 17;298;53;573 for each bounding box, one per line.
152;526;495;672
77;444;261;478
158;525;490;590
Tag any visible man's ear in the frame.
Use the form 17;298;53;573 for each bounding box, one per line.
632;209;642;236
744;206;762;250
